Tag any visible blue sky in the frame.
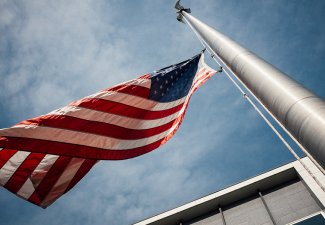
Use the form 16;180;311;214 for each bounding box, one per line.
0;0;325;224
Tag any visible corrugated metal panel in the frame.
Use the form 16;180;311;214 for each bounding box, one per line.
263;180;321;225
223;197;273;225
184;211;224;225
182;180;320;225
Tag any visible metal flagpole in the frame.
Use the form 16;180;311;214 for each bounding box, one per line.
175;1;325;171
184;21;325;193
181;13;325;178
207;43;325;177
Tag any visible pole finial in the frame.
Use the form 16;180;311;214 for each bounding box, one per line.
175;0;191;23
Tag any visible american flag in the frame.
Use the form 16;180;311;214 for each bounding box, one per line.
0;53;217;207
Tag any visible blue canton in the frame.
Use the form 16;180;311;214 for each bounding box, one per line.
149;54;201;102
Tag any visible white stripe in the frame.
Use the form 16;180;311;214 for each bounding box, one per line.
16;154;59;199
189;70;215;96
8;72;213;199
3;63;215;204
196;70;209;79
0;69;215;152
3;94;193;152
0;151;30;186
0;68;215;154
41;158;85;207
0;148;2;151
70;67;206;112
109;78;151;89
49;105;182;130
125;78;151;88
31;154;60;187
130;78;151;88
1;115;184;150
84;91;186;111
43;68;211;132
192;70;215;90
16;178;35;200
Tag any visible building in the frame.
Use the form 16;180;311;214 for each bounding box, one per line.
134;157;325;225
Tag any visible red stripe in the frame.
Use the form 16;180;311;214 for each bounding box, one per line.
31;156;71;201
0;70;214;161
0;113;185;160
193;71;215;91
28;192;42;207
0;61;215;207
18;115;180;140
0;149;17;169
137;74;151;79
64;159;97;193
4;153;45;193
69;98;184;120
105;85;150;98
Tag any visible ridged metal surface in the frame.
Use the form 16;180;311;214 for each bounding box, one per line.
184;180;320;225
183;12;325;168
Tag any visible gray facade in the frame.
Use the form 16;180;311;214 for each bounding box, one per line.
134;158;325;225
185;180;321;225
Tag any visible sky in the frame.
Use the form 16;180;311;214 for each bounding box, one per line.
0;0;325;224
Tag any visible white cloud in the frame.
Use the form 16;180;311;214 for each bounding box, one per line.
0;0;132;121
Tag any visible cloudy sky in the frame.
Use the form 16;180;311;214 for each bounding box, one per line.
1;0;325;224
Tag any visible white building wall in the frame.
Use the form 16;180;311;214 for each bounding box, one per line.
134;157;325;225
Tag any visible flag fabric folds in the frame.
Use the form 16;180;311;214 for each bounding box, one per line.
0;150;97;208
0;53;217;207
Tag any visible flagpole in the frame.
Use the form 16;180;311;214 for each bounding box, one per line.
181;11;325;177
175;2;325;170
180;11;325;192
